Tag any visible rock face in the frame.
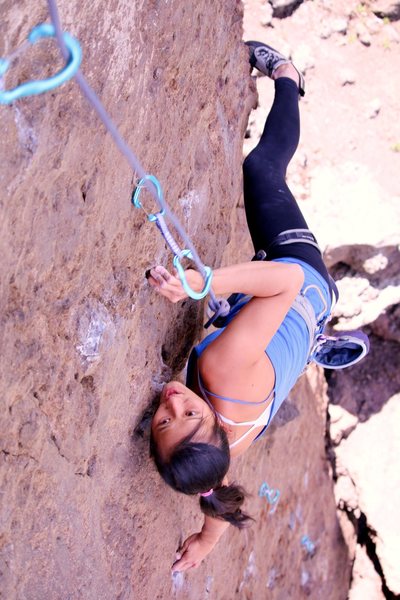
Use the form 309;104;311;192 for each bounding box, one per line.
0;1;351;599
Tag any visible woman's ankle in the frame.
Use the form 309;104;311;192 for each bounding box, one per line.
272;63;299;86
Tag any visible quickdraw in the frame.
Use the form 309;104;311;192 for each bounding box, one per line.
132;174;214;301
0;23;81;104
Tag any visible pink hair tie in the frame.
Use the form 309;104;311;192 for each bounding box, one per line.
200;489;213;497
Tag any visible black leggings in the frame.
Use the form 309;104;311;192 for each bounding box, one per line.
243;77;334;293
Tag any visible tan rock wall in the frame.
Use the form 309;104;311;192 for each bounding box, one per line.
0;2;350;598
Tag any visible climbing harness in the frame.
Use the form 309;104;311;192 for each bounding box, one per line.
0;0;230;323
0;24;81;104
267;228;321;252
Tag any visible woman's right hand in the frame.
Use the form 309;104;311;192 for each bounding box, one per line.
147;265;197;304
147;265;186;303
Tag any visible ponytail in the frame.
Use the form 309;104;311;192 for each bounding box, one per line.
150;416;253;529
199;483;253;529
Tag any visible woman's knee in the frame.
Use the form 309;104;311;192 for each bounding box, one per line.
243;147;282;177
243;153;285;192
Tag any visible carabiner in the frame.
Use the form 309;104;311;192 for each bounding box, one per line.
173;249;213;300
131;174;166;222
0;23;82;105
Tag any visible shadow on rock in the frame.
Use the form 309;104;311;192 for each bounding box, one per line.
160;299;203;374
325;332;400;422
328;243;400;292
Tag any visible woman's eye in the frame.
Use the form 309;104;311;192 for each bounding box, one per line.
185;411;197;417
160;418;170;425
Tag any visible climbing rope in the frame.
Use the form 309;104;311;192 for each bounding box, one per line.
0;0;230;325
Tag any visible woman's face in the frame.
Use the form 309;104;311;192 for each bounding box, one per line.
151;381;215;459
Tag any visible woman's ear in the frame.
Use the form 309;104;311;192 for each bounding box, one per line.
218;418;231;435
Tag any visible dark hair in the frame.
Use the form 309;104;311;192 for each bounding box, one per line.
150;417;253;528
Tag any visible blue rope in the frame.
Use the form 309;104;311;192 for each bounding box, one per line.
45;0;229;319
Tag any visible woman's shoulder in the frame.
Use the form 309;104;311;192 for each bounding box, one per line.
187;338;275;408
198;348;275;408
194;329;225;357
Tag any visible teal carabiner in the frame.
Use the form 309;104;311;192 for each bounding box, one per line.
0;23;82;105
132;174;166;222
173;250;213;300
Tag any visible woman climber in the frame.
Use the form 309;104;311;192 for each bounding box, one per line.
148;41;369;573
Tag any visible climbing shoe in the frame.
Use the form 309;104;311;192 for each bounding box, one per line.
246;40;305;97
311;331;370;369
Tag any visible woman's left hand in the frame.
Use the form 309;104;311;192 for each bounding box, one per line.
147;265;188;303
171;532;215;572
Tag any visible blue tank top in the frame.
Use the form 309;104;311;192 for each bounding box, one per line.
187;258;332;441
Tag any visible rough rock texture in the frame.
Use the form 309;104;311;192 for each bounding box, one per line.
0;1;352;599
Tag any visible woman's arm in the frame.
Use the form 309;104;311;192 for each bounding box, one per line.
200;261;304;373
149;261;304;371
171;515;230;572
148;261;302;302
201;260;303;299
171;476;231;573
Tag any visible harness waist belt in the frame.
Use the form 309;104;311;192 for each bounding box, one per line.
268;228;321;254
291;293;318;357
